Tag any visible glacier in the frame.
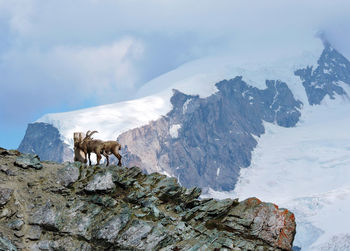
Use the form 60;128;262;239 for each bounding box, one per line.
203;92;350;250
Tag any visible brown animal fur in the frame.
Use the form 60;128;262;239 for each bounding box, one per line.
73;132;86;162
97;141;122;166
75;130;122;166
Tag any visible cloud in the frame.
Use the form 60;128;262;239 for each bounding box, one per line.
0;0;350;148
0;37;144;122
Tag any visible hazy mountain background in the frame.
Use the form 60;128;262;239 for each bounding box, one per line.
1;0;350;148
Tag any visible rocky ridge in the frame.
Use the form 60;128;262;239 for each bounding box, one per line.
118;77;302;190
0;147;296;250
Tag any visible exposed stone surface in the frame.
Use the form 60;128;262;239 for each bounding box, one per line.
0;164;16;176
26;225;42;240
14;153;43;170
0;233;17;251
57;162;80;187
0;148;296;250
8;219;24;231
85;171;116;192
0;187;13;206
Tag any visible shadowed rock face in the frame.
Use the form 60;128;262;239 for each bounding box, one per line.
295;44;350;105
0;149;296;250
119;77;302;191
18;123;72;163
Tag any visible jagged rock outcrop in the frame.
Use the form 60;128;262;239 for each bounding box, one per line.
295;44;350;105
18;123;73;163
119;77;302;190
0;148;296;250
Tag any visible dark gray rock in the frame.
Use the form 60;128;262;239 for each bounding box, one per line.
85;171;116;192
29;202;59;231
26;225;42;240
15;153;43;170
59;201;101;240
203;198;235;216
8;219;24;231
36;240;51;251
18;122;73;163
155;177;183;202
181;187;202;203
52;238;92;251
116;220;153;248
0;187;13;206
94;208;130;243
89;195;117;207
57;162;80;187
30;238;91;251
140;224;172;250
295;44;350;105
0;233;17;251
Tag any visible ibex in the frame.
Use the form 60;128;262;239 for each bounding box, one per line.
76;130;122;166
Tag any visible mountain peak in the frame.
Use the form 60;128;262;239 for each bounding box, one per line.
294;42;350;105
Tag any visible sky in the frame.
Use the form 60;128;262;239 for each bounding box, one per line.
0;0;350;149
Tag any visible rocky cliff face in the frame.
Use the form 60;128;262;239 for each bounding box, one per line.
295;44;350;105
0;148;296;250
18;123;72;163
118;77;302;191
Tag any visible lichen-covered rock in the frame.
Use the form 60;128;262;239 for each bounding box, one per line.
224;197;296;250
116;220;153;248
30;238;92;251
8;219;24;231
26;225;42;240
57;162;80;187
0;187;13;206
0;148;296;251
0;233;17;251
29;202;60;231
85;171;115;192
14;153;43;170
94;208;131;243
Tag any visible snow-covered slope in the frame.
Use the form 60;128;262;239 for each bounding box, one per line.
37;38;323;149
37;94;172;148
203;92;350;250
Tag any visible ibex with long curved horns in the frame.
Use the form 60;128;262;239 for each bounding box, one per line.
75;130;122;166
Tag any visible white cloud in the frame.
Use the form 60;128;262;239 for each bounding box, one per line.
0;0;36;35
48;38;144;98
0;37;144;124
0;0;350;127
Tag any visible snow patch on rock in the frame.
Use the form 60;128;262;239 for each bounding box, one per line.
169;124;181;138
